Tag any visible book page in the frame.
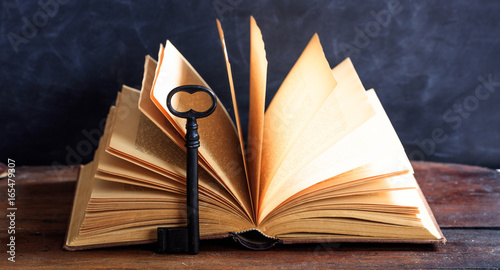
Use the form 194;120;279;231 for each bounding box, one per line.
108;86;248;217
247;16;267;213
258;60;376;220
67;87;255;249
75;179;251;246
264;169;416;222
96;149;248;219
97;150;184;193
259;34;337;216
271;59;375;180
216;20;252;215
64;161;97;247
216;19;249;185
139;55;185;150
66;105;116;247
260;176;442;241
149;42;252;219
258;89;410;221
279;152;412;209
138;55;219;181
108;86;187;180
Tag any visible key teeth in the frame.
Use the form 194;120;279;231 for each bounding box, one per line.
157;227;189;253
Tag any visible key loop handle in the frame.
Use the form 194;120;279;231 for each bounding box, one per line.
166;85;217;119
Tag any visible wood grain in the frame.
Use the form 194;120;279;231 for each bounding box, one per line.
0;162;499;268
413;161;500;227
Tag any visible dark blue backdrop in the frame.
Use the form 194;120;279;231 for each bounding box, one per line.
1;0;499;168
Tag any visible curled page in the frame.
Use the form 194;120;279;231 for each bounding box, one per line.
259;34;337;219
247;16;267;215
150;42;252;220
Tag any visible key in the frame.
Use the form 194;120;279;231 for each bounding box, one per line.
157;85;217;255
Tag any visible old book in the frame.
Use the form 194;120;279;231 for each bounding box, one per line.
64;17;445;250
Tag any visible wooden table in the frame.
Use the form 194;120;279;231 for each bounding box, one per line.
1;161;499;268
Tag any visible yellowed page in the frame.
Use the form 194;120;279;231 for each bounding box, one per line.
95;171;178;192
259;59;376;221
258;88;412;222
277;58;374;171
94;169;247;219
65;162;97;247
216;20;249;186
139;55;185;149
67;88;254;248
66;106;116;247
260;176;442;241
264;171;417;223
97;149;184;193
279;152;412;209
73;179;250;246
149;41;252;219
138;55;219;181
261;188;421;233
108;85;187;180
96;152;247;219
288;89;410;183
259;34;337;217
106;86;250;220
246;16;268;214
86;178;252;237
258;89;412;221
91;177;181;200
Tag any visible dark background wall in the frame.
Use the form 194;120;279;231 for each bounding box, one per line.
1;0;499;168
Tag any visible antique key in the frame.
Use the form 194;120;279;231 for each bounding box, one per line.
157;85;217;255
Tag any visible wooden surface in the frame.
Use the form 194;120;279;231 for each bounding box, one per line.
1;161;499;268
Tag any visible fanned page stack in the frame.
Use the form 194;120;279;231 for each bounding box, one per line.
64;17;445;250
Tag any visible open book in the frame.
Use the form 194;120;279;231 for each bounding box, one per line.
64;17;445;250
